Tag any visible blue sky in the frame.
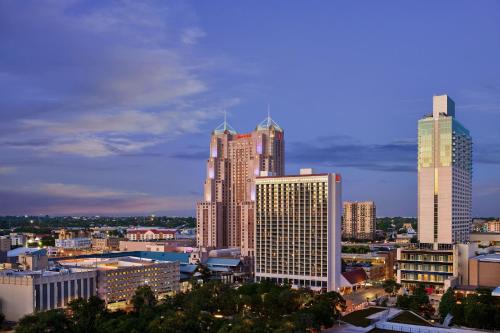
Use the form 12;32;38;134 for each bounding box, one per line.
1;1;499;216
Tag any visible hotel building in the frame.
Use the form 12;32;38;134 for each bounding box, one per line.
342;201;376;240
126;228;177;241
196;115;285;257
254;169;342;291
397;95;474;294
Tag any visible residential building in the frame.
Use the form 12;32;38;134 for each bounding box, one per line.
418;95;472;244
254;169;342;291
55;237;92;249
196;115;285;257
0;268;97;321
343;201;376;240
126;228;177;241
57;256;180;304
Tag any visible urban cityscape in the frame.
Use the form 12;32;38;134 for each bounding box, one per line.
1;1;500;333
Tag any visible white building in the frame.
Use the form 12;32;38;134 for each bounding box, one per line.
126;229;177;241
55;237;92;249
254;169;342;291
418;95;472;245
0;268;97;321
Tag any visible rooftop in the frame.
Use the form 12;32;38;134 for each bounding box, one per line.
472;253;500;263
57;256;171;270
256;115;283;132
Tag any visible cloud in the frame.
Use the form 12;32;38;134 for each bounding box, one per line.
181;27;207;45
0;182;197;216
287;137;417;172
0;1;239;158
0;166;16;175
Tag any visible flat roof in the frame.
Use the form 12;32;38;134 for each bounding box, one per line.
472;253;500;263
57;256;172;270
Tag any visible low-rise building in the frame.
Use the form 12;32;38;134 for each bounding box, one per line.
485;220;500;233
55;237;92;249
57;256;180;304
397;243;478;294
126;229;177;241
468;253;500;288
10;233;27;247
119;239;195;252
91;237;123;252
0;268;97;321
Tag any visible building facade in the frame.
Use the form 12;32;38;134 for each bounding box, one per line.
196;116;285;257
91;237;123;251
0;268;97;321
55;237;92;249
418;95;472;244
57;256;180;304
254;169;342;291
342;201;376;240
126;229;177;241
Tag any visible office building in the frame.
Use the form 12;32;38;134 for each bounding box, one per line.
57;256;179;304
196;115;285;257
342;201;376;240
254;169;342;291
0;268;97;321
418;95;472;244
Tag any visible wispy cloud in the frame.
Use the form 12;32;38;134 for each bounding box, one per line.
0;166;16;175
0;1;238;158
0;182;197;216
181;27;206;45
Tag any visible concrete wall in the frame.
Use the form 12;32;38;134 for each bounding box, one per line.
0;276;34;322
469;259;500;287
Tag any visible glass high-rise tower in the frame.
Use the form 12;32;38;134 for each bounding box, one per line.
418;95;472;244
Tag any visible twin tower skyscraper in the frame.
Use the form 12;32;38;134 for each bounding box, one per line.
196;115;285;257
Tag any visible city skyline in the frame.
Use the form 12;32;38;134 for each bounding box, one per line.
1;1;500;217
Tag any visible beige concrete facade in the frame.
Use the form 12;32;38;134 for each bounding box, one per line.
0;268;97;321
468;255;500;287
254;171;342;291
196;116;285;257
58;256;179;304
342;201;376;240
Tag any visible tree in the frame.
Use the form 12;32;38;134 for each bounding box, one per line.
439;288;455;322
16;309;73;333
68;296;107;333
132;285;157;314
383;279;401;296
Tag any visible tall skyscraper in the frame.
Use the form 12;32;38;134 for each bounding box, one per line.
397;95;474;294
254;169;342;291
418;95;472;244
342;201;376;240
196;115;285;257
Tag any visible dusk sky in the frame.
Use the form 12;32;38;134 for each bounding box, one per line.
1;1;500;217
